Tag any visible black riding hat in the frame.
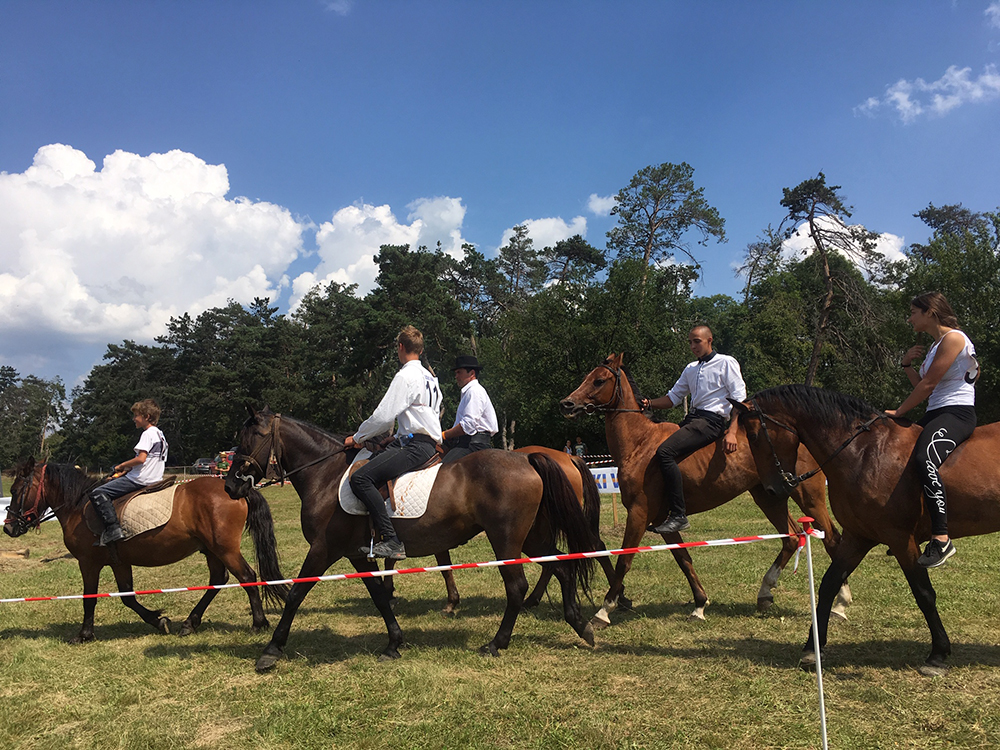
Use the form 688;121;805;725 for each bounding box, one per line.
453;354;483;371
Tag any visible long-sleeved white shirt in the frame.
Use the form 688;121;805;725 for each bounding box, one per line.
354;359;443;443
666;352;746;418
453;378;498;436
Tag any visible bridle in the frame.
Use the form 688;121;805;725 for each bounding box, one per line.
5;464;50;533
578;364;645;415
232;414;346;489
747;396;886;492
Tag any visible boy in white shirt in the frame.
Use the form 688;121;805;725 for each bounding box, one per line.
88;399;169;546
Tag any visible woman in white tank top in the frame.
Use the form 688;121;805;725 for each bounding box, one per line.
885;292;978;569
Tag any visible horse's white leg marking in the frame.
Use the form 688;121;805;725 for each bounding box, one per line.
830;582;853;621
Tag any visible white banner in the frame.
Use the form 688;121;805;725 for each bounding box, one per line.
589;467;620;494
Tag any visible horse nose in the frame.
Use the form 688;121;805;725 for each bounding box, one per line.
3;523;15;537
560;399;576;415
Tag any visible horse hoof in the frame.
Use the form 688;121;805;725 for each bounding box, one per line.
377;650;402;662
830;607;849;622
799;652;817;672
69;633;94;645
157;617;172;635
757;596;774;613
580;622;595;647
688;607;707;621
255;651;282;672
178;623;196;637
918;663;949;678
479;643;501;657
618;596;633;612
252;619;271;632
522;597;541;610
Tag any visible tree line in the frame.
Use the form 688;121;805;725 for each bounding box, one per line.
2;166;997;470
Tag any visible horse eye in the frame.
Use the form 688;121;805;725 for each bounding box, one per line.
594;378;605;387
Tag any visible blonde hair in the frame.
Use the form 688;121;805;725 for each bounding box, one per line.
396;325;424;355
131;399;161;425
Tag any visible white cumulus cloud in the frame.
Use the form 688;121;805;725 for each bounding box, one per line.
499;216;588;251
0;144;304;376
587;193;617;216
987;2;1000;30
856;64;1000;122
290;196;470;309
782;216;905;266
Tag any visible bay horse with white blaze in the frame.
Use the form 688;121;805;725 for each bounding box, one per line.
560;354;848;627
224;407;597;671
733;384;1000;676
3;458;287;642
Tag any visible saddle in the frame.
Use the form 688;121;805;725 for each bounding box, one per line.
84;476;177;540
348;441;442;512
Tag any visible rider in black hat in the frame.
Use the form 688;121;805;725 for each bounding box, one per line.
442;355;498;463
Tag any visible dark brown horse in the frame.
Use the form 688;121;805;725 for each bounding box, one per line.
733;384;1000;675
385;445;627;613
3;458;287;642
560;354;848;628
224;408;597;671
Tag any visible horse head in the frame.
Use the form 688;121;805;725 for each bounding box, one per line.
729;396;802;500
226;404;278;500
4;457;46;537
560;353;635;417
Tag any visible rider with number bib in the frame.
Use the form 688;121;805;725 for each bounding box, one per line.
886;292;979;569
344;325;443;561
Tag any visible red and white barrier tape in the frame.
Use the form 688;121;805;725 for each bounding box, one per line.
0;526;825;605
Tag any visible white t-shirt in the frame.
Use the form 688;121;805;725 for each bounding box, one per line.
127;425;169;485
354;359;444;443
921;329;977;410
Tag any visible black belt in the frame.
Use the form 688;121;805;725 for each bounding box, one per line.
402;433;437;446
690;408;726;425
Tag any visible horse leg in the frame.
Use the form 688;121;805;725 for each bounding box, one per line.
895;539;952;676
801;531;875;670
792;480;853;621
110;564;171;635
524;563;554;609
71;561;102;644
179;552;228;636
351;557;406;661
748;491;800;613
481;565;530;657
551;561;595;647
529;542;627;612
435;551;461;615
257;543;331;672
381;559;398;610
667;544;710;621
592;503;648;629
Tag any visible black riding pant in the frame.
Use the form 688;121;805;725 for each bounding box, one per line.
654;411;726;517
349;436;437;541
915;405;976;537
442;432;493;464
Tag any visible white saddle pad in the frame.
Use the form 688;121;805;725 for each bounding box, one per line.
338;449;442;519
120;484;178;538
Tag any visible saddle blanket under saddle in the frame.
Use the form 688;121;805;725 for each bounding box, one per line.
338;449;441;520
85;485;179;541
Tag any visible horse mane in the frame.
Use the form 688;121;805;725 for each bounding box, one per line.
754;384;881;430
45;463;103;508
619;366;643;403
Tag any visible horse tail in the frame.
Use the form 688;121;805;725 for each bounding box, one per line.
244;487;289;608
570;454;602;538
527;452;596;598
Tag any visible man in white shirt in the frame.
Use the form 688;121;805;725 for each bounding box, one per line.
89;398;169;546
344;326;443;561
639;326;746;534
442;355;498;464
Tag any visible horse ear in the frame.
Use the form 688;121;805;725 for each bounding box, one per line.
245;402;257;418
16;456;35;476
727;398;749;416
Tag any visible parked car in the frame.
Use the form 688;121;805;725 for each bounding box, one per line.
192;458;215;474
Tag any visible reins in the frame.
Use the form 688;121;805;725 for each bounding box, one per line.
750;396;886;490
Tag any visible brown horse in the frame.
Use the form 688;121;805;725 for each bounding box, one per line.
732;384;1000;675
385;446;627;613
224;408;597;670
560;354;847;627
3;458;287;642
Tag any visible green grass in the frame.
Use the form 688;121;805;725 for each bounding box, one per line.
2;484;1000;749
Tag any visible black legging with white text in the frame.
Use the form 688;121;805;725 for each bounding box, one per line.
915;405;976;537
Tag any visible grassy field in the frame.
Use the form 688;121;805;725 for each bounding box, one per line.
2;479;1000;749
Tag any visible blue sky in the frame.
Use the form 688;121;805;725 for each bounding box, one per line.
2;1;999;386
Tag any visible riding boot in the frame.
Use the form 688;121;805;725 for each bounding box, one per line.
90;494;124;546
